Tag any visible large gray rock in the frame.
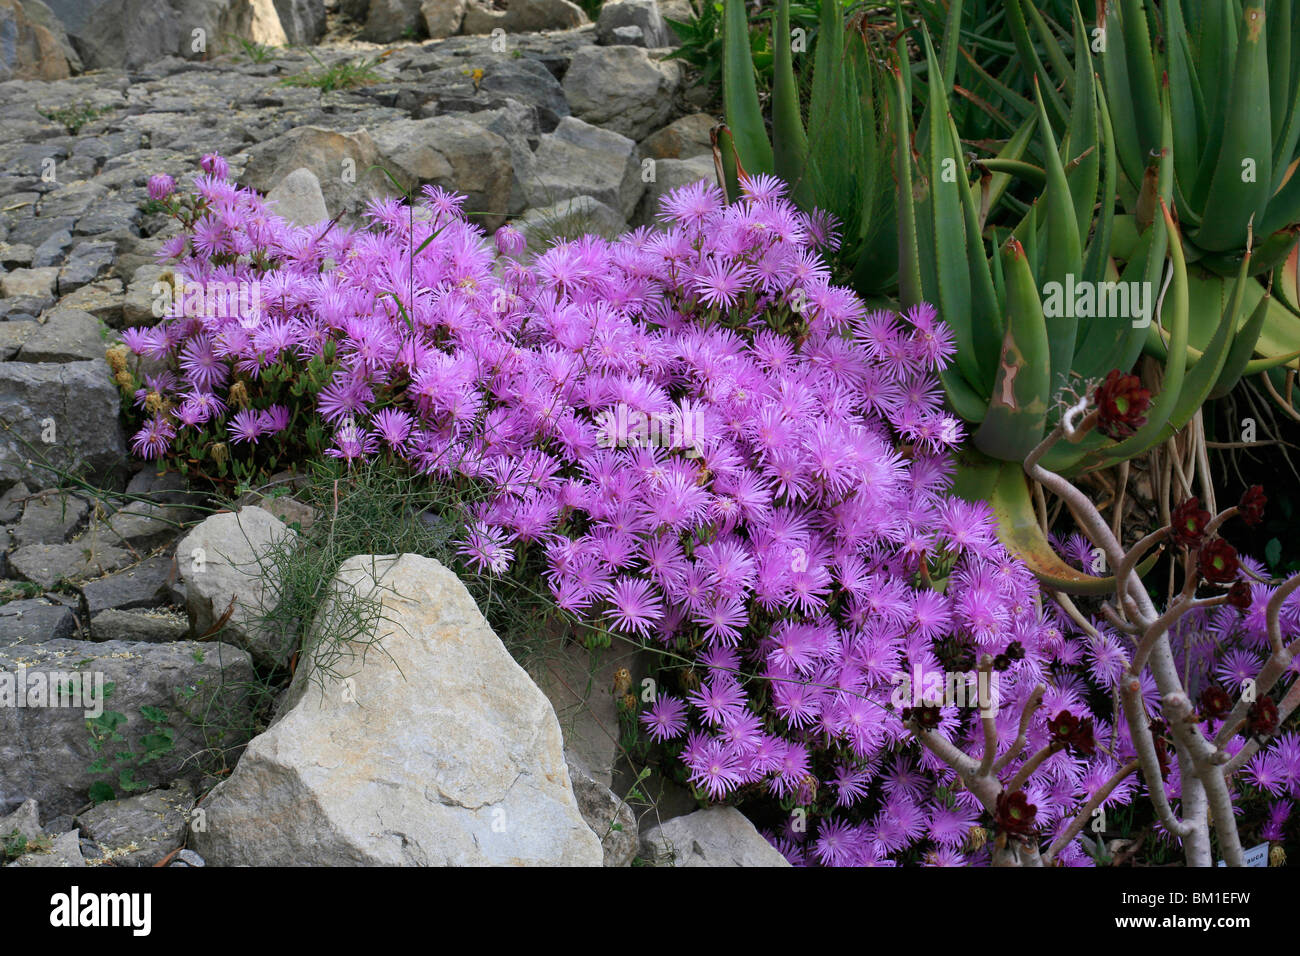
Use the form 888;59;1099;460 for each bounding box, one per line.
637;153;716;225
80;555;174;616
362;0;423;40
0;360;127;493
461;100;538;216
56;243;116;297
4;829;84;867
13;489;88;547
76;782;193;867
563;45;682;142
122;265;174;327
568;759;636;867
0;599;78;646
19;0;82;71
240;126;385;221
8;542;133;590
518;194;628;247
527;117;644;221
39;0;113;36
1;267;58;300
77;0;286;71
420;57;569;133
89;608;189;643
175;506;296;668
0;798;42;842
272;0;326;44
420;0;465;37
265;167;329;227
190;553;603;866
0;0;72;80
370;116;513;230
503;0;586;32
640;112;716;160
640;806;791;867
15;309;104;364
596;0;671;47
460;1;505;34
0;638;257;817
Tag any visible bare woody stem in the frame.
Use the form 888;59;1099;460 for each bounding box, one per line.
1042;758;1139;865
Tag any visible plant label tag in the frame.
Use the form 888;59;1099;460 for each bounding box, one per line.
1217;843;1269;867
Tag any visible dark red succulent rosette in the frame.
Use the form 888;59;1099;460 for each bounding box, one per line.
1199;685;1233;721
1197;539;1239;585
1069;718;1096;757
1239;485;1267;526
1247;696;1279;738
994;790;1038;837
1169;496;1211;549
1226;580;1252;610
902;704;942;730
1094;369;1152;439
1048;710;1080;742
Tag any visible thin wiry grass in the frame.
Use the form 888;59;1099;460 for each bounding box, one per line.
279;51;385;92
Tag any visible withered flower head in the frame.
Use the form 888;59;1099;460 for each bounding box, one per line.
1226;580;1252;610
994;790;1038;837
1247;696;1279;738
612;667;632;696
1169;496;1211;549
1198;539;1239;585
1149;718;1171;779
1199;685;1233;721
1239;485;1267;526
1094;369;1152;439
105;344;128;375
1154;737;1172;780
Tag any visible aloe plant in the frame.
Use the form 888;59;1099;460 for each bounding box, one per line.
721;0;1297;592
721;0;898;294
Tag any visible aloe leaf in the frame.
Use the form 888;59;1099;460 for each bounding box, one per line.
954;459;1157;595
973;238;1050;461
1083;199;1191;471
722;0;773;176
1033;78;1083;402
1210;289;1274;398
1193;0;1273;253
770;0;809;207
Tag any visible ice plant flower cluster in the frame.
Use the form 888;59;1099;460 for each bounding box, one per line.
117;158;1298;866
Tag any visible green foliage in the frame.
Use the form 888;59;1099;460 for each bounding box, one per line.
225;33;278;63
85;685;177;804
1;828;52;862
0;580;44;605
668;0;823;96
280;52;384;92
38;101;113;134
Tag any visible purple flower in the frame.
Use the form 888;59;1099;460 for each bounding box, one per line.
640;694;688;742
148;174;175;201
